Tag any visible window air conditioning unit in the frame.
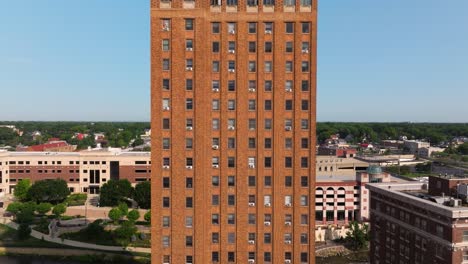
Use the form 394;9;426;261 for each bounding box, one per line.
228;50;235;54
285;260;291;264
163;106;170;110
186;47;193;51
265;203;271;207
285;88;292;92
302;49;309;54
265;30;272;34
163;165;170;169
228;126;235;130
163;263;170;264
212;88;219;92
285;221;292;226
163;27;170;31
248;88;256;92
285;203;292;207
248;240;255;244
186;126;193;131
186;67;193;71
285;240;292;244
212;145;219;150
249;164;255;169
264;221;271;226
248;202;255;207
229;30;236;34
228;69;235;73
212;164;219;168
186;165;193;169
248;259;255;264
285;126;292;131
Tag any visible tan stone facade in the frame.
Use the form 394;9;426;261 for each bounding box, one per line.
150;0;317;263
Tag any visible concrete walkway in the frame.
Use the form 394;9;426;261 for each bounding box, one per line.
2;218;151;254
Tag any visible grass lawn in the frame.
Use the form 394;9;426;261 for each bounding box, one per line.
60;227;151;248
0;224;66;248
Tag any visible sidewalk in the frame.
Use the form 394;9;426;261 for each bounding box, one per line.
2;218;150;254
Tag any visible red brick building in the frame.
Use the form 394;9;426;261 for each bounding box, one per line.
368;179;468;264
150;0;317;263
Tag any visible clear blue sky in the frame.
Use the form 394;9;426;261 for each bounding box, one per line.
0;0;467;122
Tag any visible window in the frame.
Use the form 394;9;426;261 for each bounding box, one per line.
228;41;236;52
284;0;294;5
186;99;193;110
264;61;272;72
248;138;256;148
302;80;309;91
228;100;236;110
228;157;235;168
286;41;293;52
285;22;294;33
265;81;272;91
228;137;236;148
228;119;236;129
302;41;309;51
228;195;235;206
227;214;235;224
186;177;193;188
248;100;256;110
264;233;272;244
186;39;193;50
212;22;220;33
265;119;272;130
186;236;193;247
248;61;256;72
463;231;468;242
248;41;257;52
265;42;272;52
227;0;237;5
162;236;170;247
163;177;170;188
212;42;220;52
302;61;309;72
227;22;236;33
264;138;272;149
211;0;221;5
285;100;293;110
285;80;293;91
163;119;170;129
163;197;170;207
186;197;193;208
248;119;256;130
163;216;170;227
162;59;170;70
248;214;256;224
212;252;219;262
300;195;308;206
285;61;293;72
212;233;219;243
248;23;257;33
185;19;194;30
265;176;272;187
212;176;219;186
302;22;310;33
247;0;258;6
186;79;193;90
301;138;309;148
285;157;292;168
248;80;256;90
186;118;193;128
228;176;235;186
300;0;311;5
162;19;170;31
212;100;220;110
228;80;236;91
264;157;272;168
212;195;219;205
302;100;309;110
228;233;235;243
285;176;292;187
228;61;235;71
264;195;271;205
301;157;309;168
186;138;193;149
186;59;193;68
212;80;220;90
212;61;220;72
265;100;272;110
301;119;309;129
162;39;170;51
248;176;256;186
163;138;170;149
212;119;220;130
162;79;170;90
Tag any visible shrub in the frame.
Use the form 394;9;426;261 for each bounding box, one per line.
52;203;67;219
65;193;88;206
144;210;151;222
36;202;53;215
127;210;140;223
108;208;122;224
18;223;32;240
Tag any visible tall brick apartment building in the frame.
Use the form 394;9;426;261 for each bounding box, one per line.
150;0;317;262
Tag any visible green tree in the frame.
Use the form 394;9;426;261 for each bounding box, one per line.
134;181;151;209
144;210;151;222
16;202;36;224
36;202;53;215
114;221;137;247
52;203;67;219
345;221;369;251
6;202;23;215
458;143;468;155
17;223;32;240
99;180;133;207
127;210;140;223
27;179;70;204
118;202;129;216
14;179;31;201
108;208;122;224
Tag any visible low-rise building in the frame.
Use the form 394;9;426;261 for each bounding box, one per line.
0;149;150;195
418;146;445;158
404;140;430;154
